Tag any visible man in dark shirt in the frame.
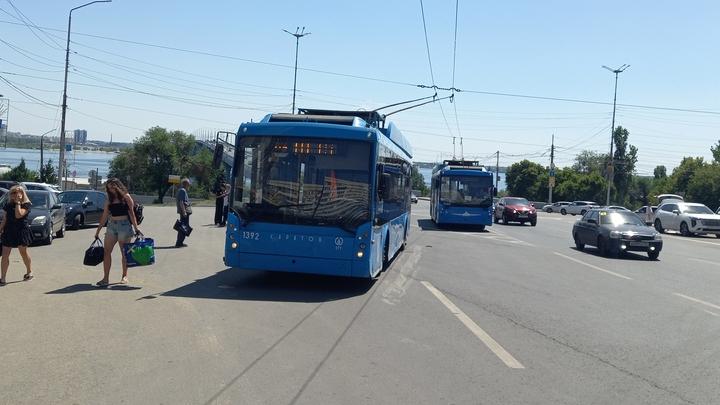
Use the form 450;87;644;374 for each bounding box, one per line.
175;178;192;247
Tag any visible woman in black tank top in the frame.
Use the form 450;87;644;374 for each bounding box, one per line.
93;178;141;287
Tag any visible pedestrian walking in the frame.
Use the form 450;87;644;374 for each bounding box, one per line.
212;174;225;225
94;178;141;287
176;178;192;247
219;182;230;227
0;186;34;285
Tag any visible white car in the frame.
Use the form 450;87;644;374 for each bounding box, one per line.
543;201;571;213
562;201;599;216
21;182;62;196
654;202;720;237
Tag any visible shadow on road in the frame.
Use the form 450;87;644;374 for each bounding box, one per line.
46;283;143;294
160;268;375;303
416;218;489;233
569;246;654;261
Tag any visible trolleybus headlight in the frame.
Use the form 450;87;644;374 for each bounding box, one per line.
356;251;364;258
231;242;238;249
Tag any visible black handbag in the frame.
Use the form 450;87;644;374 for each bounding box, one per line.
173;219;193;237
83;239;104;266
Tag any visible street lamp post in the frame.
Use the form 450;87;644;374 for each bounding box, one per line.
283;27;310;114
602;64;629;206
39;128;57;183
0;94;8;148
59;0;111;189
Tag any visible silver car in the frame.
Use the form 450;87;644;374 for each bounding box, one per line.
654;202;720;237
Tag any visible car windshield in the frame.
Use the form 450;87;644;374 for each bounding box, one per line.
440;175;494;207
505;198;529;205
600;211;645;226
59;192;87;203
681;204;713;214
27;191;49;209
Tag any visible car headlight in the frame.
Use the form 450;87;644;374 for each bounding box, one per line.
653;233;662;240
513;209;517;214
66;206;73;212
32;216;48;225
609;230;622;238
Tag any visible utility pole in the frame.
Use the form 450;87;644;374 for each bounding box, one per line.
283;27;311;114
0;94;9;148
495;150;500;191
602;64;629;205
548;134;555;203
59;0;111;189
452;136;456;159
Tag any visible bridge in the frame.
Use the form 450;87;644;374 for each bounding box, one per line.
195;131;236;176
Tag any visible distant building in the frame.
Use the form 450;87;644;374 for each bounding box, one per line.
73;129;87;144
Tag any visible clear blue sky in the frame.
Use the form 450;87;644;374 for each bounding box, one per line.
1;0;719;174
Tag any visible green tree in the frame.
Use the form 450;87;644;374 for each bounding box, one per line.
712;140;720;164
611;126;638;204
572;150;607;175
505;160;547;201
37;159;58;184
687;164;720;211
554;168;606;202
628;176;652;208
670;156;706;196
653;165;667;179
411;165;429;196
1;158;38;182
109;126;218;203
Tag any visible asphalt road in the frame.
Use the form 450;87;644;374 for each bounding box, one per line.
2;202;720;404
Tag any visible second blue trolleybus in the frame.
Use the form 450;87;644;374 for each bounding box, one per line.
430;160;495;229
224;109;413;278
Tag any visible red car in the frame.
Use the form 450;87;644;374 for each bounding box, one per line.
493;197;537;226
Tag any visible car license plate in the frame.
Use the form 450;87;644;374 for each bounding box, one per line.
630;241;649;247
518;214;528;218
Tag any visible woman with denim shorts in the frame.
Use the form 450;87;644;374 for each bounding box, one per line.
94;178;141;287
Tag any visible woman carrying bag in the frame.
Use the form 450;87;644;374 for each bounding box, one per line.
0;186;34;285
94;178;141;287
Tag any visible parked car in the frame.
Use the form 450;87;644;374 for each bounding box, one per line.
410;193;418;204
0;190;65;245
22;182;62;196
572;209;662;259
562;201;599;216
58;190;107;229
654;202;720;237
493;196;537;226
0;180;19;190
602;205;630;211
543;201;571;213
656;194;684;204
634;205;658;225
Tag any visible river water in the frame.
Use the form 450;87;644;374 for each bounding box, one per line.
0;147;114;179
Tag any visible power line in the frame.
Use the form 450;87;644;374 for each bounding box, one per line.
418;0;455;156
3;18;719;118
3;0;63;50
0;74;58;107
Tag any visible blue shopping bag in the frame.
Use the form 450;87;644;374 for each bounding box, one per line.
122;235;155;267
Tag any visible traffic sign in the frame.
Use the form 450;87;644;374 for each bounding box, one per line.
549;176;556;188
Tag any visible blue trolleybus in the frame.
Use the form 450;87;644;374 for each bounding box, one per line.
430;160;495;229
224;109;413;278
